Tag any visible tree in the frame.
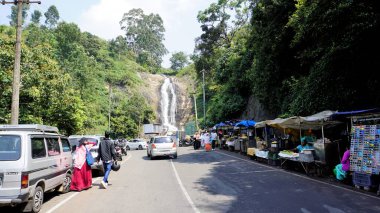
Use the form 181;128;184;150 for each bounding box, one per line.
31;10;42;25
170;52;189;71
109;35;129;59
8;4;30;26
44;5;60;28
120;8;168;68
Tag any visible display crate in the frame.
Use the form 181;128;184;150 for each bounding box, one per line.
352;172;379;188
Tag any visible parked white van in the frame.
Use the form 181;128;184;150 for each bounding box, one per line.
0;124;72;212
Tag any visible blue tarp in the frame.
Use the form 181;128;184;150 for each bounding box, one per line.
215;122;227;128
330;108;380;120
235;120;256;127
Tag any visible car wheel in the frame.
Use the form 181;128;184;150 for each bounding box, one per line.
32;186;44;213
61;173;72;193
126;146;130;150
173;154;178;159
150;153;154;160
147;150;150;157
138;145;143;150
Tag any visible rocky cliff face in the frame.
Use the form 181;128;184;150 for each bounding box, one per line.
240;95;275;122
138;72;194;129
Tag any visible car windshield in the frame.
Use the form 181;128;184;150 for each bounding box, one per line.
0;135;21;161
154;137;173;143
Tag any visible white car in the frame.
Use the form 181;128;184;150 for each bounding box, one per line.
126;139;148;150
147;136;177;159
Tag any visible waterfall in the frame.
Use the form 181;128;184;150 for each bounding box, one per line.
160;78;178;132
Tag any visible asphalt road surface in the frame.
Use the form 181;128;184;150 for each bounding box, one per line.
3;147;380;213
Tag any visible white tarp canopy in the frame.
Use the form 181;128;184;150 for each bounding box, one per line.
275;111;341;130
255;120;270;128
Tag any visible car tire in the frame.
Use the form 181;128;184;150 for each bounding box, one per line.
126;146;130;150
147;150;150;157
150;153;154;160
138;145;143;150
173;154;178;159
32;186;44;213
61;173;72;193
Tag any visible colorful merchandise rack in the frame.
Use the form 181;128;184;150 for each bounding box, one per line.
350;124;380;174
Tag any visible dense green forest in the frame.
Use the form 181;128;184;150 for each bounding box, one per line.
193;0;380;126
0;6;157;137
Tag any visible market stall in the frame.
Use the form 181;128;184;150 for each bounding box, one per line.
235;120;256;154
274;111;342;175
331;109;380;194
247;120;271;162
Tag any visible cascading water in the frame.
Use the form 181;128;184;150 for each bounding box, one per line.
160;78;178;132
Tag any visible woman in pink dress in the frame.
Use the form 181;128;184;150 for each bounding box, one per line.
70;138;95;191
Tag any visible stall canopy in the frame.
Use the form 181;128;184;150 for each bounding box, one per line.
255;120;270;128
330;108;380;120
273;111;340;130
215;122;227;128
235;120;256;128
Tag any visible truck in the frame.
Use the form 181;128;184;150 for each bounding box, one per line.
143;124;163;134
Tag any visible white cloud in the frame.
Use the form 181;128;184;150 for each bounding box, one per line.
78;0;215;67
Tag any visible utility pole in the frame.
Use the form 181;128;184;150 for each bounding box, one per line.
190;80;199;131
202;70;206;129
2;0;41;124
108;84;112;131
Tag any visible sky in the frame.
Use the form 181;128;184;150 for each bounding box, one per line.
0;0;216;67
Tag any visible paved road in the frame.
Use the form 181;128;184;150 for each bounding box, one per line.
3;147;380;212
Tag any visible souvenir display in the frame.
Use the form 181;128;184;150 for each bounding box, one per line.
350;125;380;174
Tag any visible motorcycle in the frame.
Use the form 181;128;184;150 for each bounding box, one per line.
120;140;128;156
180;138;193;147
114;142;123;161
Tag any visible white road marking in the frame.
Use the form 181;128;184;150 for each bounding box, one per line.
45;153;132;213
224;169;277;175
45;192;79;213
170;159;200;213
216;151;380;200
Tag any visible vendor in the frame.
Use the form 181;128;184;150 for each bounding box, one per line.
334;147;350;181
294;137;313;153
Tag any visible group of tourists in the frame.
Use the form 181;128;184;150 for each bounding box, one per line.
193;130;218;151
70;131;117;192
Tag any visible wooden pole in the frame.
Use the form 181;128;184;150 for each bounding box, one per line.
2;0;41;124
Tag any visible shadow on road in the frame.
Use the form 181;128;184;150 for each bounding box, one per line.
172;148;380;213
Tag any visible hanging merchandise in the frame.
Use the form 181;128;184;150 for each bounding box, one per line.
350;124;380;174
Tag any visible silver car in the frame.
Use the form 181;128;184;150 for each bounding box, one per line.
147;136;177;159
127;138;148;150
68;135;105;175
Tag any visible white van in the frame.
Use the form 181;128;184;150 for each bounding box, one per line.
0;124;72;213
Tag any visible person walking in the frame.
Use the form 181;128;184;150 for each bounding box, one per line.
211;131;217;150
194;132;201;150
96;131;116;189
70;138;96;191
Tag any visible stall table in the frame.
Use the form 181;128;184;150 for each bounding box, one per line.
279;152;316;175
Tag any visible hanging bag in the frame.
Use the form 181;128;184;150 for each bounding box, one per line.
85;147;94;166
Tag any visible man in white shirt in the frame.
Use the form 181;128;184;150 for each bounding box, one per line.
210;131;217;150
